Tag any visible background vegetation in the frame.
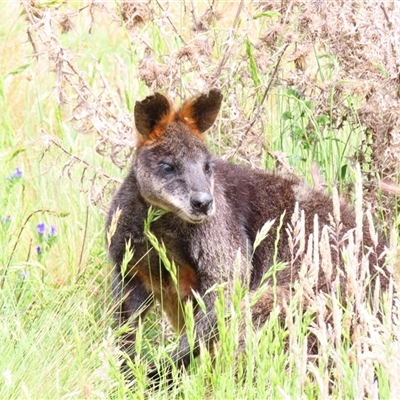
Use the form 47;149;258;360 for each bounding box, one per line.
1;1;399;398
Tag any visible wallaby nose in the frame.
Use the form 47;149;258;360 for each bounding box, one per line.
190;192;214;215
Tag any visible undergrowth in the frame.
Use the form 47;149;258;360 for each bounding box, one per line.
0;1;399;398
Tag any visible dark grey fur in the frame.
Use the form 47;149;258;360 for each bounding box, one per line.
106;89;389;377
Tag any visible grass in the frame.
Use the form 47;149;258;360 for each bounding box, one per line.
0;1;399;398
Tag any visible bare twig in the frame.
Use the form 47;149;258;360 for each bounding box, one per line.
228;43;289;161
210;0;244;86
43;133;118;183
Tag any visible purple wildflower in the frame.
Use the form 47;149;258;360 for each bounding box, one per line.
7;168;23;181
36;223;46;236
36;246;42;255
295;90;304;98
49;225;58;237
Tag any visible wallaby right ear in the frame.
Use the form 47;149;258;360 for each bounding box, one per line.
178;89;223;135
134;93;174;142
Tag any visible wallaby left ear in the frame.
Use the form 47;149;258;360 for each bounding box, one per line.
178;89;223;134
134;93;173;141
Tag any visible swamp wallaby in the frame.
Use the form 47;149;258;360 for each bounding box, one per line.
106;89;390;380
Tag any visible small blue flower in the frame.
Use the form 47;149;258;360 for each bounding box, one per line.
48;225;58;238
1;216;11;225
295;90;304;98
18;270;29;280
7;168;23;181
36;223;46;236
36;246;42;255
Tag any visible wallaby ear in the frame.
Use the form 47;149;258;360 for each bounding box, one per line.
178;89;223;134
134;93;174;140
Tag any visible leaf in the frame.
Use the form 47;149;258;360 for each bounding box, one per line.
245;39;260;87
316;114;328;126
191;290;206;313
253;11;281;19
282;111;293;121
5;64;31;77
8;147;26;161
340;164;348;181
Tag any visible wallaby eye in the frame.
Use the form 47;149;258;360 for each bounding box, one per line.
204;162;212;174
160;162;175;174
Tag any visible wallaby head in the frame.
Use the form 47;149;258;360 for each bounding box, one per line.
133;89;223;223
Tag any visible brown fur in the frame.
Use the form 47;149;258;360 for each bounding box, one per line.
134;264;198;332
106;89;390;380
134;92;175;145
177;89;223;136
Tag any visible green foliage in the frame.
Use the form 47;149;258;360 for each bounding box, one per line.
0;1;397;399
245;39;260;88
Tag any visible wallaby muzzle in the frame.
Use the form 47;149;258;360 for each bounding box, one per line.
190;191;214;216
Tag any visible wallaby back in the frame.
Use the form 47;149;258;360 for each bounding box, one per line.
106;89;390;380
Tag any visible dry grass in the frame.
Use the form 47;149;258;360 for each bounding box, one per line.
8;0;400;397
288;166;399;397
20;1;400;217
257;0;400;219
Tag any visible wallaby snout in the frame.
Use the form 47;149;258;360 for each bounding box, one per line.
190;191;214;216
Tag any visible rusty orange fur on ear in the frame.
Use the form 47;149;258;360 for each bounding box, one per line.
135;90;222;145
141;111;175;145
177;99;204;138
134;92;175;146
177;89;223;136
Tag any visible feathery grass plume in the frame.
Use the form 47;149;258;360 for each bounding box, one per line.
106;207;121;249
143;208;177;285
287;202;306;265
182;300;196;364
319;225;332;284
311;213;320;286
307;294;330;398
253;218;275;251
120;239;134;279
